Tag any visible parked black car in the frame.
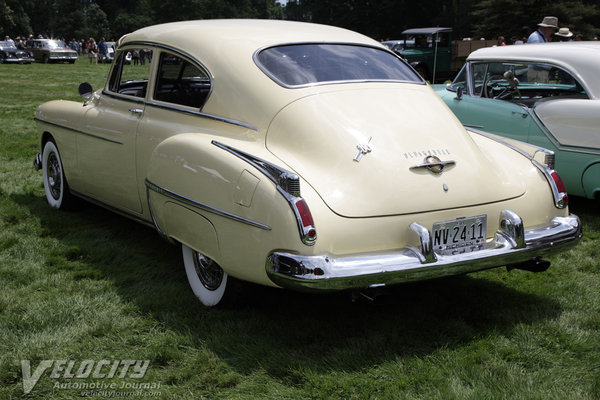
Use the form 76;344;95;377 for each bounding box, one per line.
0;41;34;64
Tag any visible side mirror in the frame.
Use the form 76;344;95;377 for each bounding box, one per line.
455;86;463;100
78;82;94;100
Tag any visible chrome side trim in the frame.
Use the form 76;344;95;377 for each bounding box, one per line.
144;178;271;231
34;117;124;145
463;123;485;129
211;141;316;245
266;211;582;292
145;185;168;239
145;101;258;131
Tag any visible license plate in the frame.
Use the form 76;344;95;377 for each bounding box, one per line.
432;215;487;256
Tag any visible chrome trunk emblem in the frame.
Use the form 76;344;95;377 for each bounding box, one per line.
353;136;373;162
410;155;456;174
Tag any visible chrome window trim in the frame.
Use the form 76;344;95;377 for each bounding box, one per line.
145;178;271;231
253;42;425;89
34;117;124;145
117;41;214;103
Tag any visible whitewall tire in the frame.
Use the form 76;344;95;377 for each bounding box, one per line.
182;244;228;307
42;140;72;209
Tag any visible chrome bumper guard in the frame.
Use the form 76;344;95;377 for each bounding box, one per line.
266;210;581;292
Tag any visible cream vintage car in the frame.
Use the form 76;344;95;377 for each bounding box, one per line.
34;20;582;307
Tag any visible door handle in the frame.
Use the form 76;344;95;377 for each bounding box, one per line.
511;111;528;118
129;108;144;114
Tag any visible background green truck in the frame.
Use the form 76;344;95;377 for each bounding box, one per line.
395;27;496;83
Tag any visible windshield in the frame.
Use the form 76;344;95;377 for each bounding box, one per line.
0;41;16;50
256;44;422;87
44;40;67;49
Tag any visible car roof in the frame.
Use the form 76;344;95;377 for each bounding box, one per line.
467;42;600;98
120;19;379;54
117;20;388;131
401;27;452;35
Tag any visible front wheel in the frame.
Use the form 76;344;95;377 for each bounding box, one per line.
182;244;229;307
42;140;73;209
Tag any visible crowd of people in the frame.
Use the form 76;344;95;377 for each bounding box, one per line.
2;34;116;64
493;16;596;46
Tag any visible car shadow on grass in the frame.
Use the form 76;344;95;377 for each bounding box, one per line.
17;191;564;377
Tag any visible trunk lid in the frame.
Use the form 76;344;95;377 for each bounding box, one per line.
266;84;525;217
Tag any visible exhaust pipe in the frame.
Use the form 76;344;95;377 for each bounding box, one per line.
507;257;551;273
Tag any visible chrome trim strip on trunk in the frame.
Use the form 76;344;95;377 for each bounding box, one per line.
34;117;124;145
266;211;581;292
144;178;271;231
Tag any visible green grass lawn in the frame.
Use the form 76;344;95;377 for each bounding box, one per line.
1;59;599;399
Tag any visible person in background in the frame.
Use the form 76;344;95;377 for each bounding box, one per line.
496;36;506;46
554;27;574;42
88;37;98;64
4;35;15;46
69;38;78;53
98;37;107;63
528;16;558;43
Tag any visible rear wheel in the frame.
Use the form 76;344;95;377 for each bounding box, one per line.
182;244;229;307
42;140;73;209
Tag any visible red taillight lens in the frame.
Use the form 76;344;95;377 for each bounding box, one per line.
551;170;568;208
294;198;316;244
295;199;314;227
551;171;566;193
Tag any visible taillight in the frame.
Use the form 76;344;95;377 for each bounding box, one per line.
294;199;317;245
550;170;568;208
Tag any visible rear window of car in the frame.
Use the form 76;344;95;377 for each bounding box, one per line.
255;44;422;87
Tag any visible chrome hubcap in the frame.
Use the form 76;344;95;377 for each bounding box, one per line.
47;152;62;200
192;252;224;291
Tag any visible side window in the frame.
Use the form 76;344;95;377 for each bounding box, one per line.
472;63;488;97
449;65;467;92
154;52;211;109
107;48;152;98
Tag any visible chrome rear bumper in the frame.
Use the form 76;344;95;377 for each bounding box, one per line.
266;210;581;292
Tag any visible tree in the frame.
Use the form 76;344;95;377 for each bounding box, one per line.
85;3;111;39
1;0;32;36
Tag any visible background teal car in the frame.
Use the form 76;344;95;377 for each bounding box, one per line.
434;42;600;199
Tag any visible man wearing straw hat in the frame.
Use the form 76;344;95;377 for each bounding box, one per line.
527;16;558;43
554;27;574;42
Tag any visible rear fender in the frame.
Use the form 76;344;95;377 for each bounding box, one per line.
582;162;600;199
144;134;304;284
